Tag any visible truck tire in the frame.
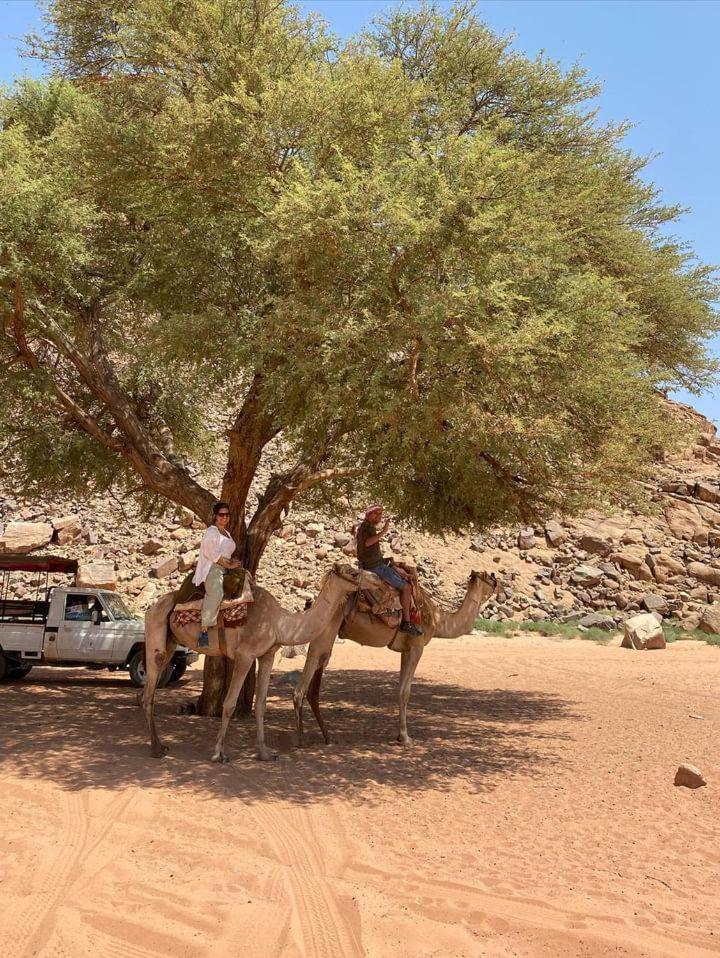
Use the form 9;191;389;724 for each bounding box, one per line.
0;651;7;682
167;658;188;684
128;650;172;689
7;664;33;681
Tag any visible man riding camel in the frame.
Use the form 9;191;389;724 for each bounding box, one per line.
355;504;422;636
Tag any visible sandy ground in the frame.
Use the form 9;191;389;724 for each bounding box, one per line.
1;634;719;958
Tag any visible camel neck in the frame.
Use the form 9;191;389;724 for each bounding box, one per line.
275;580;348;646
433;582;485;638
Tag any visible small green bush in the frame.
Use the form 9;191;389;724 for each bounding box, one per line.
474;618;720;648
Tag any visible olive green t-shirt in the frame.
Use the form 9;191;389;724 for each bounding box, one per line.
356;520;383;570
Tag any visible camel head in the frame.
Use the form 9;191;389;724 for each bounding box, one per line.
468;569;499;603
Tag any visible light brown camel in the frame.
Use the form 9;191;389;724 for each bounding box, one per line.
142;567;376;763
293;570;498;746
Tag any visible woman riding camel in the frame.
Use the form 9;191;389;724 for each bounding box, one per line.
194;501;242;648
356;504;422;636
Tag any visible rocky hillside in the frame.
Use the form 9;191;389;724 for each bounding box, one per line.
2;400;720;635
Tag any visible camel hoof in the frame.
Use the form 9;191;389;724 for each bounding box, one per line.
257;750;278;762
211;752;230;764
179;702;196;716
396;734;413;747
151;743;169;758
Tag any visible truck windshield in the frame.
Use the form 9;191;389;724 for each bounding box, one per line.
101;593;137;621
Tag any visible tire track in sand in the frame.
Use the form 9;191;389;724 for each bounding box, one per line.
5;789;136;958
249;801;363;958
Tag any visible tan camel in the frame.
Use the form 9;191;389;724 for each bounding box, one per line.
142;567;376;763
293;570;498;746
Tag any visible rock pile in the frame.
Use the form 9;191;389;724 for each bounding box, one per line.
1;399;720;636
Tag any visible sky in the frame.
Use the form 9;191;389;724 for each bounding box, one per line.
1;0;718;422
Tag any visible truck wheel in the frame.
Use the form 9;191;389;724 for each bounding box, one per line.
7;664;33;681
128;650;172;688
0;652;7;682
167;658;188;684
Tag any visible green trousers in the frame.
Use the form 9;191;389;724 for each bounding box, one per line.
201;563;224;630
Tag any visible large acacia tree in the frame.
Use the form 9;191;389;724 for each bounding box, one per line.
1;0;717;712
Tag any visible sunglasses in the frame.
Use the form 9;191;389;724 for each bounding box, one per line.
217;511;230;517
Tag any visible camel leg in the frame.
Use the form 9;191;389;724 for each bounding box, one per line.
142;638;177;758
307;653;333;745
254;648;277;762
293;643;332;746
211;652;254;764
397;644;423;746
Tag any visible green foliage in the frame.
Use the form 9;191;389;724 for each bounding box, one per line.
474;618;613;643
1;0;718;528
475;618;720;648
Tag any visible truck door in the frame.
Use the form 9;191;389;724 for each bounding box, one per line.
56;593;117;662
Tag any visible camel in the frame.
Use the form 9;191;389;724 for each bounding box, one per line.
142;566;376;763
293;569;498;746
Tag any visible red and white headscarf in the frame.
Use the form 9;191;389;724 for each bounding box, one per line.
364;503;383;520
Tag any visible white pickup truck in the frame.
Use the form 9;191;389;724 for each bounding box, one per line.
0;555;196;686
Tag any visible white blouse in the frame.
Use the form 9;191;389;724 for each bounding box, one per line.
192;525;236;586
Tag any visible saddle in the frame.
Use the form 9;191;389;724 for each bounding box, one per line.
171;568;254;629
350;562;421;631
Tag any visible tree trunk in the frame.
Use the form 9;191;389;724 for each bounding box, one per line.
193;510;275;717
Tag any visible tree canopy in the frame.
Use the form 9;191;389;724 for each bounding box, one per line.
2;0;718;558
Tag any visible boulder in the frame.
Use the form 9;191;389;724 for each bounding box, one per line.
151;556;179;579
620;528;644;545
579;534;613;557
641;593;669;615
664;499;706;540
140;539;163;556
611;546;653;582
674;764;706;789
0;521;54;554
52;515;83;545
545;520;567;547
178;550;198;573
75;561;118;591
577;612;616;631
698;605;720;635
518;527;536;550
179;508;196;528
687;562;720;588
622;613;666;650
305;522;324;537
651;553;686;583
570;563;603;587
694;481;720;504
333;532;351;548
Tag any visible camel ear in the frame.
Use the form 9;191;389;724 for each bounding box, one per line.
469;570;479;582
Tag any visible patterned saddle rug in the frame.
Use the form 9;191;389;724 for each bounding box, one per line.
171;567;254;629
351;562;420;630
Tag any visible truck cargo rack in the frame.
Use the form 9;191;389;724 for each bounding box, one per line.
0;554;77;624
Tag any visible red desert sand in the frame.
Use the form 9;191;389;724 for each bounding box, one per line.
1;633;718;957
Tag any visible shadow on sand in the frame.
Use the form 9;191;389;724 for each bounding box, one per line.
1;665;578;805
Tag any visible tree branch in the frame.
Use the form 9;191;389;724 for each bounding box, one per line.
220;372;279;551
20;290;215;519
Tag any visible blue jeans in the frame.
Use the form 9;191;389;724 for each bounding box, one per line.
368;563;406;591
